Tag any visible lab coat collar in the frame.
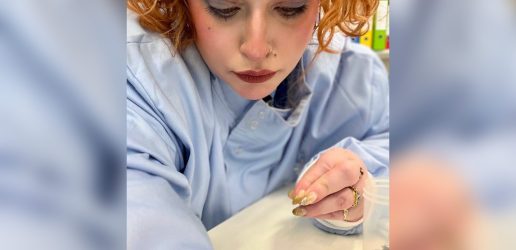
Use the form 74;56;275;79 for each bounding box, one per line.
213;59;312;128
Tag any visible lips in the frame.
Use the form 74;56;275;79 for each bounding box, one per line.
234;70;276;83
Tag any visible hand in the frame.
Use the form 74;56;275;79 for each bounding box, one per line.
289;147;368;222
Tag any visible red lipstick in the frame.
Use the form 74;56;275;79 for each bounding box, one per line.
234;70;276;83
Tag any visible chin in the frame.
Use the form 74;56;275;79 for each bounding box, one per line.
237;90;272;101
230;81;278;101
222;73;286;101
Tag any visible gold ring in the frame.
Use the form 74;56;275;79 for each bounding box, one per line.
350;186;361;208
343;209;349;221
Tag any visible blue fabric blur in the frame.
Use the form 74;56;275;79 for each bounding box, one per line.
127;12;389;249
390;0;516;211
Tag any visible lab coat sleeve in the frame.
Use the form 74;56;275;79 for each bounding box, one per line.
302;53;389;235
335;53;390;178
127;85;213;250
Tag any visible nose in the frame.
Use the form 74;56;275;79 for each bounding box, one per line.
240;12;272;62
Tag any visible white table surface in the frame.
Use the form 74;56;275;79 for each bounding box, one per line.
208;186;363;250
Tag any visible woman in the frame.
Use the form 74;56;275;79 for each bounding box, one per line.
127;0;388;248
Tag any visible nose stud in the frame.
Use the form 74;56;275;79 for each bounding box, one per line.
267;48;273;56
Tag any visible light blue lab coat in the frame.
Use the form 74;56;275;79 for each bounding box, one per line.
127;13;389;249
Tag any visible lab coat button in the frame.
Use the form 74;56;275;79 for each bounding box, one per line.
250;120;258;130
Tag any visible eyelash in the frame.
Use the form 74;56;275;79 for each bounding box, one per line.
207;6;240;21
207;5;307;21
276;5;307;18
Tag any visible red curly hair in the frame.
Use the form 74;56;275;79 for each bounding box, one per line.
128;0;379;55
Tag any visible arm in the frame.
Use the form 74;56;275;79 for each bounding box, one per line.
292;52;389;235
339;51;389;177
127;84;212;250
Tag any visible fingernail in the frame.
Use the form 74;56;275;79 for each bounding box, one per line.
287;189;294;199
300;192;317;206
292;207;307;216
292;190;306;205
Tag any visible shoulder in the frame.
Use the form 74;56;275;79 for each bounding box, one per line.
305;33;386;84
127;10;163;44
127;9;211;100
126;10;214;137
302;33;389;123
304;33;388;96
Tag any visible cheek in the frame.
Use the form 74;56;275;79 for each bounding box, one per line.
191;13;213;48
285;6;318;43
191;15;235;63
277;13;317;57
297;7;319;42
189;3;220;55
294;21;315;44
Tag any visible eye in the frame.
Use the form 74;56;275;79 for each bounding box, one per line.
207;6;240;21
276;5;307;18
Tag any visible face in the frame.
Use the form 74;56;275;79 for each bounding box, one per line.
187;0;319;100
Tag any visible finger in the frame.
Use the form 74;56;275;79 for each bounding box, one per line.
292;154;332;198
292;148;358;201
302;188;354;216
298;158;363;206
309;199;364;222
299;173;367;216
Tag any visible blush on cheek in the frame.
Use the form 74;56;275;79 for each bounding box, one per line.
190;9;213;42
292;8;318;44
194;23;212;44
291;21;316;46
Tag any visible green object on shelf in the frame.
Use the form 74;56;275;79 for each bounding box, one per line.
372;0;388;51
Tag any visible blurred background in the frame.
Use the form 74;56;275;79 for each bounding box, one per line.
390;0;516;249
0;1;125;249
0;0;515;249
